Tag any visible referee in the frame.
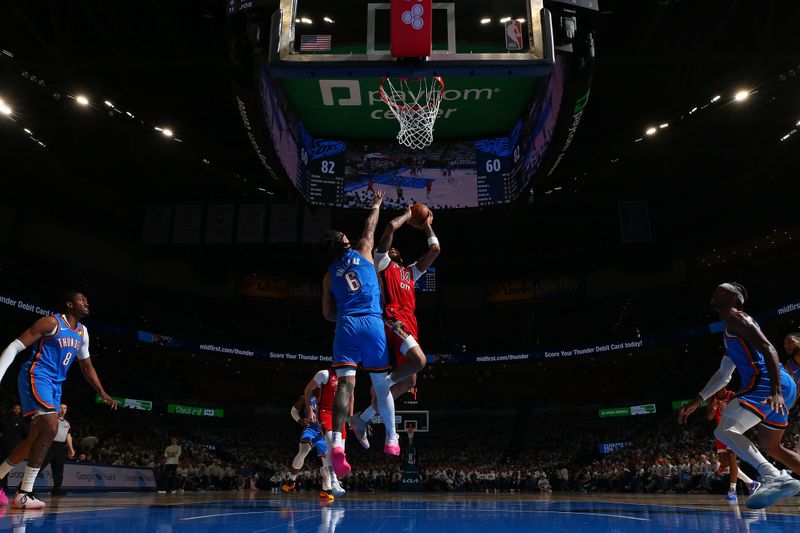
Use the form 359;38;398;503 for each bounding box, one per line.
41;404;76;496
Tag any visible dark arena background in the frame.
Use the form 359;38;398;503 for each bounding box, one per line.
1;0;800;531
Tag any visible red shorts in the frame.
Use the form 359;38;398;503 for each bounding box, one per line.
384;316;419;366
715;439;729;452
318;409;346;438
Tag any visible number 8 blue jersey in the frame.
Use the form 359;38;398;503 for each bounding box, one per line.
28;314;87;383
328;249;382;317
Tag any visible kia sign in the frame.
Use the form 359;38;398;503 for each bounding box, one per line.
391;0;432;57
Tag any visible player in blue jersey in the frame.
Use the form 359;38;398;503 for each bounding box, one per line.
318;190;400;478
282;394;343;499
678;283;800;509
783;333;800;386
0;292;117;509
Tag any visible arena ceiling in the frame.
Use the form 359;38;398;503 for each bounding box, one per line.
1;0;799;275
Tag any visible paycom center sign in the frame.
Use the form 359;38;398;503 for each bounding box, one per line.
280;77;541;139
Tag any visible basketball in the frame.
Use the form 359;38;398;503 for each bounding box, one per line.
409;204;431;229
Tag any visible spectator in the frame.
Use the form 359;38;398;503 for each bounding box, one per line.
163;437;182;494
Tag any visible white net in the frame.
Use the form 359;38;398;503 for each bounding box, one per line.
379;76;445;150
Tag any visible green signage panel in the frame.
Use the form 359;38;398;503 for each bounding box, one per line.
167;403;224;418
672;399;707;410
95;394;153;411
599;403;657;418
599;407;630;418
281;76;542;140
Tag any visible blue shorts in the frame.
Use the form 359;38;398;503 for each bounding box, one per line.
300;423;327;456
18;368;61;417
738;368;797;429
333;314;390;372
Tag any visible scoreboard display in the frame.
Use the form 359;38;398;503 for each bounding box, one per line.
256;54;569;209
415;267;436;293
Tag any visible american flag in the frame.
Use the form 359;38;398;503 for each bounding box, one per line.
300;34;332;51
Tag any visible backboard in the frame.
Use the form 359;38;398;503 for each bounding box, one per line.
279;0;550;68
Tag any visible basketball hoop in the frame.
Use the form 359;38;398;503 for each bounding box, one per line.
379;76;444;150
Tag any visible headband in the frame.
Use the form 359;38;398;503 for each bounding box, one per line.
718;283;745;305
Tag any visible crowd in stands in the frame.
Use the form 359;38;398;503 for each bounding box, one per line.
5;402;798;496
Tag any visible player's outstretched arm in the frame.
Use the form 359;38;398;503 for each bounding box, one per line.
412;217;440;276
0;315;58;384
728;312;786;413
291;395;308;427
322;273;337;322
304;372;327;423
377;206;412;254
374;206;412;272
678;356;735;424
355;190;384;262
705;395;716;420
77;357;118;410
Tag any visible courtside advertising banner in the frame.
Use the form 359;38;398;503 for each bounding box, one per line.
9;462;156;491
391;0;432;57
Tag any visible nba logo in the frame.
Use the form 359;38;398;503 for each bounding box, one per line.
505;20;523;50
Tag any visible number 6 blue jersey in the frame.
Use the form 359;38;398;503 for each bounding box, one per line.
28;314;87;383
328;249;382;317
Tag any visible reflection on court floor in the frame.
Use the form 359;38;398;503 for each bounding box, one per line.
1;492;799;532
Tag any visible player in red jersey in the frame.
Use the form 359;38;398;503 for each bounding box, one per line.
349;206;441;448
304;368;349;501
707;388;759;501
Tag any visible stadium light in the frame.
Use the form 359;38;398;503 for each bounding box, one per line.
645;127;657;136
104;100;114;107
710;95;721;103
480;18;491;24
659;123;669;129
500;17;512;23
0;103;11;116
76;95;90;106
323;17;334;23
162;128;173;137
516;18;526;23
23;128;31;134
734;90;750;102
300;18;312;24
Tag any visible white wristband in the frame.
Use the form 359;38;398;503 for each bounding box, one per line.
427;236;439;247
372;205;380;210
290;407;301;422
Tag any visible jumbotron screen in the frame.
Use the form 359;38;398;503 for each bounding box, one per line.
257;57;567;209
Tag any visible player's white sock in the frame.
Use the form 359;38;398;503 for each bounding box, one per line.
0;459;16;479
331;431;343;449
715;409;779;479
19;466;40;493
320;465;332;491
730;482;737;491
738;470;753;485
321;456;337;489
292;442;311;470
359;406;376;423
370;372;397;441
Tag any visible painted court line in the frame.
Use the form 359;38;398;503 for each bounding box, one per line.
181;509;315;522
